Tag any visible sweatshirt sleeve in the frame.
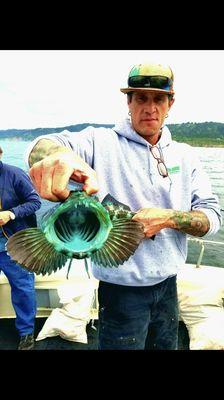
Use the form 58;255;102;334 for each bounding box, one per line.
10;169;41;218
190;150;222;237
24;128;95;169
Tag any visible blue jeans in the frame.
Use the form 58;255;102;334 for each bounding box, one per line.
0;251;36;336
98;276;178;350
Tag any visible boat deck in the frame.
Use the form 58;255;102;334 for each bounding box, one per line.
0;318;189;350
0;318;99;350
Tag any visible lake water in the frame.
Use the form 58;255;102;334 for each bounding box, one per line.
1;138;223;268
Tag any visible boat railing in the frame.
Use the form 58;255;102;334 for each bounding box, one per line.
187;237;224;268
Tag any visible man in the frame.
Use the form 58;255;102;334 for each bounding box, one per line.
25;62;222;350
0;146;41;350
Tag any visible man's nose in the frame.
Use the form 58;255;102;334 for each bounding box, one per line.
144;100;156;113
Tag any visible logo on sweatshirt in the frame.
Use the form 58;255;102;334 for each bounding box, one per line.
167;165;180;174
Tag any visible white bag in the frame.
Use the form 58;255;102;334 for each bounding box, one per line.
177;264;224;350
36;279;97;344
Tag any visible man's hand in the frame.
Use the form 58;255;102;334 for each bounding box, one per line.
132;208;172;237
0;211;15;226
29;147;99;201
132;208;210;237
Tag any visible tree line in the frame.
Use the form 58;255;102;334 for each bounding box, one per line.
1;122;224;146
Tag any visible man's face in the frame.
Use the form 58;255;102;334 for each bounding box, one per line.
128;91;174;144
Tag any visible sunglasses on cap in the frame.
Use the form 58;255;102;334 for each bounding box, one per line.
128;75;173;91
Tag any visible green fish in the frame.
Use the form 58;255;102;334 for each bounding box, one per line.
6;191;146;276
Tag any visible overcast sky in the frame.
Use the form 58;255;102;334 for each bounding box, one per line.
0;50;223;130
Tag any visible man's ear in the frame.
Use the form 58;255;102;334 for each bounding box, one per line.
127;99;131;115
169;97;175;109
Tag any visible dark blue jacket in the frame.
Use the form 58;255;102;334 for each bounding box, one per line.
0;162;41;237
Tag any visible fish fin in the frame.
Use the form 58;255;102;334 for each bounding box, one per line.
102;195;156;241
101;193;131;211
91;218;144;267
84;258;91;279
66;258;73;279
7;228;68;275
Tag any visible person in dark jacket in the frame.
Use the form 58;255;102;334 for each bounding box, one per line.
0;146;41;350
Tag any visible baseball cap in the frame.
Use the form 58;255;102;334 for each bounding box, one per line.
120;62;174;95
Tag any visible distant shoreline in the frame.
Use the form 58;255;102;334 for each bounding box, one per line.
1;137;224;148
174;139;224;148
1;120;224;148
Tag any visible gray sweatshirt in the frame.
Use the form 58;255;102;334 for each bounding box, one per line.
25;118;222;286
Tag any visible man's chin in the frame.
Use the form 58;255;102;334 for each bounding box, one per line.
141;128;158;136
140;121;159;132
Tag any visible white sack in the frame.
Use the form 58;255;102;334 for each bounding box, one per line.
177;264;224;350
36;278;98;344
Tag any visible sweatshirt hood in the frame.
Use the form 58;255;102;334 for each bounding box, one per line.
113;117;172;149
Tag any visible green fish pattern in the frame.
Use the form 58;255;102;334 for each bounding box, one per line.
6;191;145;275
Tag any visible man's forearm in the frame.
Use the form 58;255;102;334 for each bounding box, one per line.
170;210;210;237
28;139;68;167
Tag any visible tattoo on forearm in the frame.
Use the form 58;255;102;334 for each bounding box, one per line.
28;139;62;167
172;210;210;237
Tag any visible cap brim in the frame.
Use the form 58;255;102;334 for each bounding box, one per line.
120;87;174;95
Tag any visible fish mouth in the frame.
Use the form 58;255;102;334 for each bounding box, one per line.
54;206;101;246
47;198;112;258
